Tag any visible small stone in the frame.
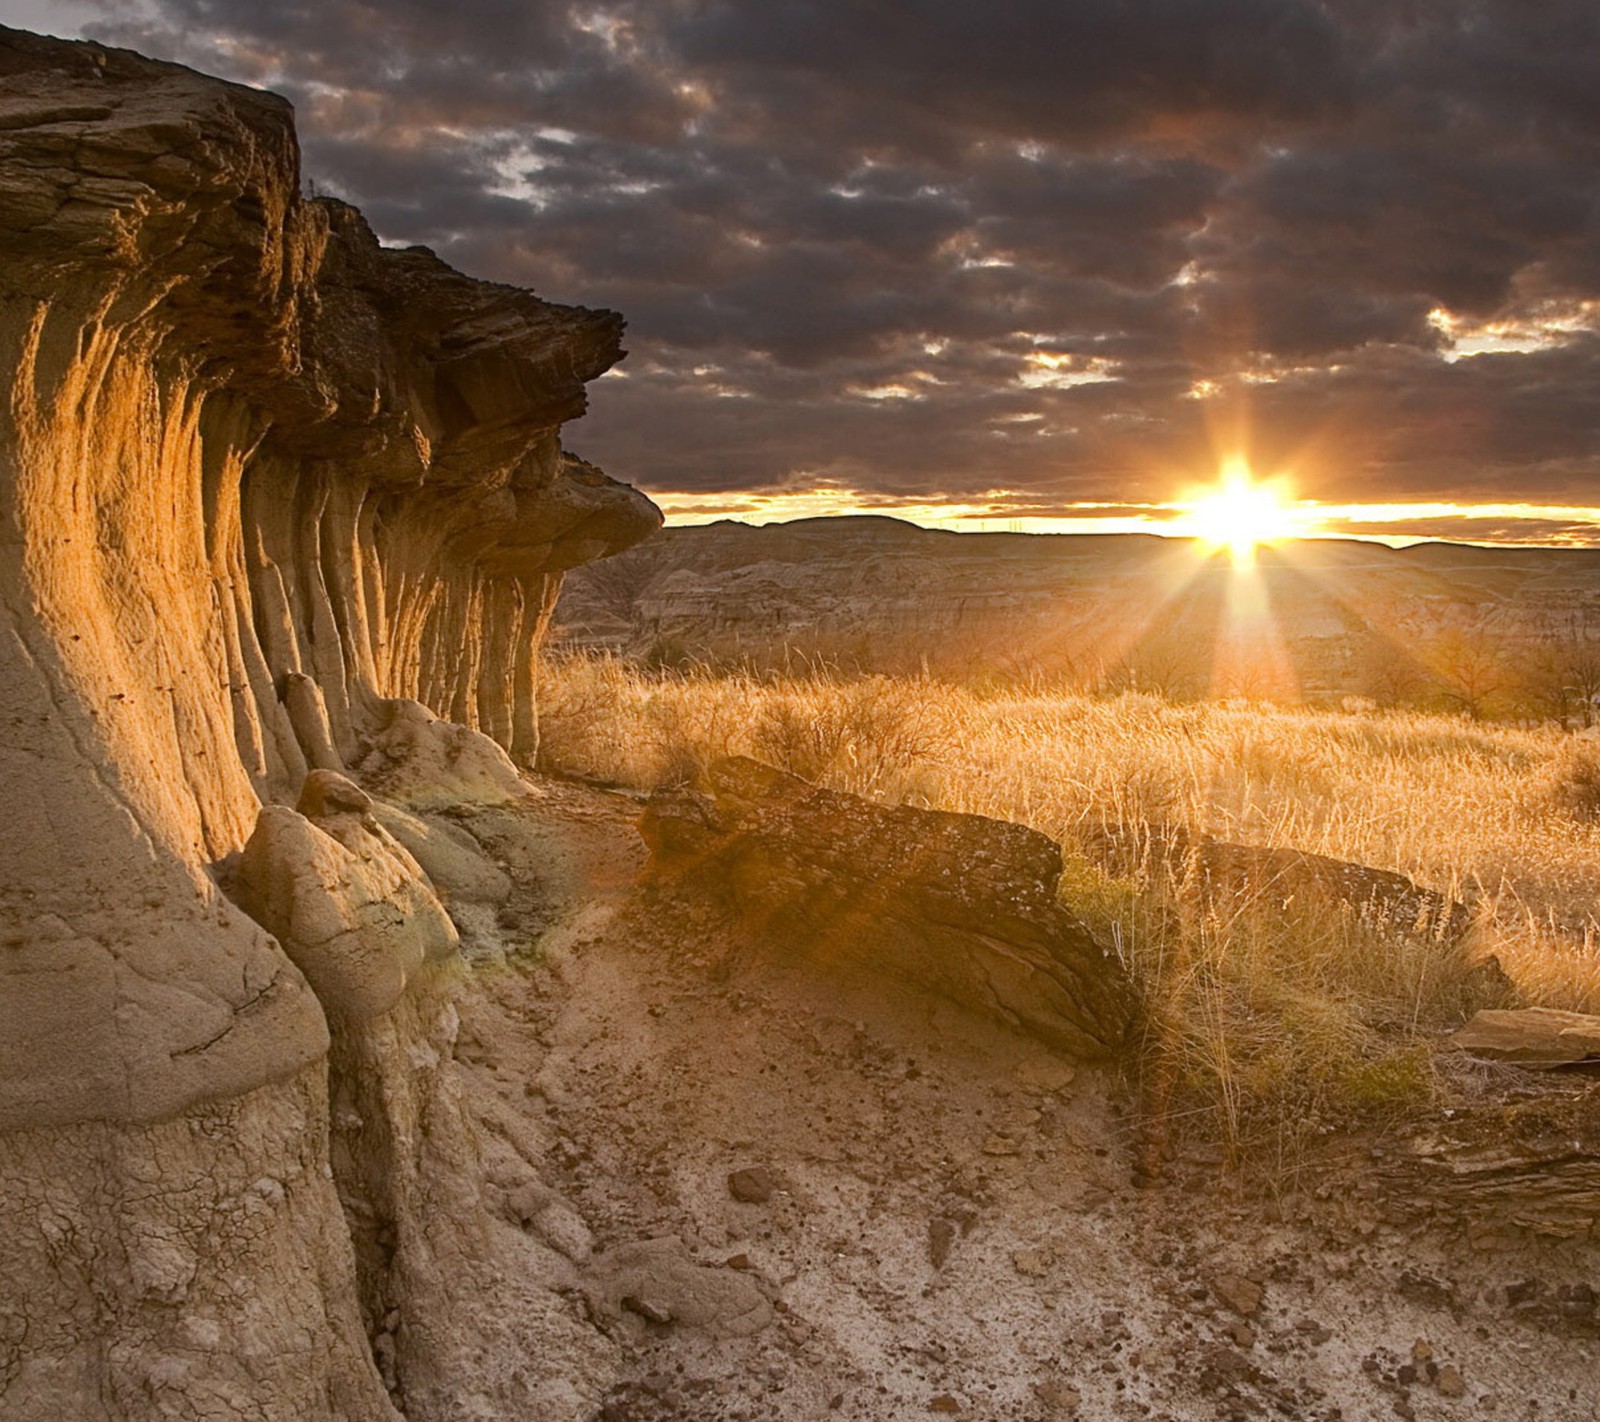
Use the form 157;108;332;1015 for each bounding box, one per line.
929;1395;962;1413
1436;1365;1466;1399
728;1167;775;1204
1033;1380;1082;1413
725;1253;752;1271
1014;1059;1077;1094
621;1293;674;1325
981;1133;1022;1156
1013;1248;1052;1278
1411;1339;1433;1364
1212;1273;1264;1317
1228;1321;1256;1348
928;1216;959;1269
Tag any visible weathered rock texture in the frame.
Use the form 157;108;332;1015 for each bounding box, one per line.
1074;821;1475;944
1448;1007;1600;1066
0;25;656;1420
1377;1074;1600;1246
640;757;1137;1059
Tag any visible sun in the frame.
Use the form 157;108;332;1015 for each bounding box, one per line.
1181;461;1313;567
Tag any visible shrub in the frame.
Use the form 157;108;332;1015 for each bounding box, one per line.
1529;736;1600;821
1067;851;1502;1173
753;675;953;800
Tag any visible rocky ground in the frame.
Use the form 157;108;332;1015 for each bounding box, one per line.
437;777;1600;1422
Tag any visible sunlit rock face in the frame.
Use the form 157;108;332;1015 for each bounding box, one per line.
0;25;656;1419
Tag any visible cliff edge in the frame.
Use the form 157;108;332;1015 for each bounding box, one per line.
0;25;656;1420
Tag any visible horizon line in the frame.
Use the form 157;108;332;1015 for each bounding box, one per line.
651;496;1600;552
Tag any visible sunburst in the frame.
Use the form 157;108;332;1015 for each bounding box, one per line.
1180;460;1317;567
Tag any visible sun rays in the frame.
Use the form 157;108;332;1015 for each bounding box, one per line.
1177;459;1318;569
1106;460;1326;704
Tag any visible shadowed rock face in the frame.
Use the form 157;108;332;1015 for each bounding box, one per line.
0;25;656;1421
641;757;1137;1060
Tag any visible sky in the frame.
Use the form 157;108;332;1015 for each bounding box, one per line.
5;1;1600;545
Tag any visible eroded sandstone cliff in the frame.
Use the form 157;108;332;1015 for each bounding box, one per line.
0;25;656;1419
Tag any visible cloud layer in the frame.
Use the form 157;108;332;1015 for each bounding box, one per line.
57;1;1600;534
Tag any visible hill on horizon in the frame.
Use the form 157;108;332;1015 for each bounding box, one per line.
555;516;1600;712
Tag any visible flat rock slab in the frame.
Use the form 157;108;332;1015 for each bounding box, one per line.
1447;1007;1600;1065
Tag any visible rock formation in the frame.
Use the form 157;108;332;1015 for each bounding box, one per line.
1073;821;1475;944
640;757;1137;1060
6;26;1597;1422
0;25;656;1420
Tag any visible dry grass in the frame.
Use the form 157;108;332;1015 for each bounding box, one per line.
537;651;1600;1161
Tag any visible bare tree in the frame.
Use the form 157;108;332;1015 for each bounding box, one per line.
1358;638;1427;708
1521;610;1600;728
1103;632;1207;701
1424;622;1510;720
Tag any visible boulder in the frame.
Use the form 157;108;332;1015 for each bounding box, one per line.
1075;821;1472;943
368;800;512;908
358;699;533;811
234;786;459;1021
641;757;1136;1060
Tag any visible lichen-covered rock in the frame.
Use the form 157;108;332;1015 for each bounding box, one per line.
641;757;1136;1060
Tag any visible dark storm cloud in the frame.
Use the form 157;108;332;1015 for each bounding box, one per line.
69;0;1600;530
670;0;1354;151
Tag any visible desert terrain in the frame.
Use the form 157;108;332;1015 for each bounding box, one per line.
1;23;1598;1422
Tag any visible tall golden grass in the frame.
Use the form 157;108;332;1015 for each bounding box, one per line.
537;651;1600;1164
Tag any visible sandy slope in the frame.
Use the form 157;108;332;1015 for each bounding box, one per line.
443;779;1600;1422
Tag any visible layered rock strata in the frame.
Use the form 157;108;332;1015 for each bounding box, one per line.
640;757;1137;1060
0;25;656;1420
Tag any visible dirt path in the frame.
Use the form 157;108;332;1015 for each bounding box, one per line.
446;778;1600;1422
